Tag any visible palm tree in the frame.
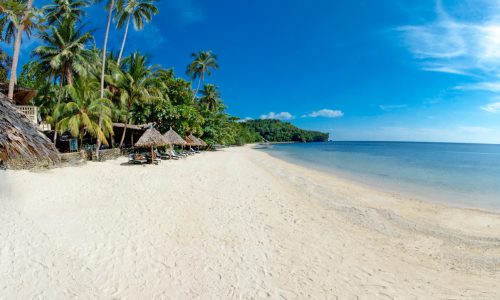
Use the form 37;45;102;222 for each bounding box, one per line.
106;51;159;147
33;18;93;86
0;0;24;43
2;0;36;100
57;76;113;147
115;0;158;65
96;0;116;159
33;18;93;142
43;0;89;24
186;50;218;101
200;84;221;112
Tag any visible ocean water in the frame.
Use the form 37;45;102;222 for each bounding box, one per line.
259;142;500;211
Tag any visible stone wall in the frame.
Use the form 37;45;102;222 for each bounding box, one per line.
60;151;86;166
90;148;123;161
3;157;58;170
3;148;125;170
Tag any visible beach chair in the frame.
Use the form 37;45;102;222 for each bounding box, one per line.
128;153;147;164
155;149;170;160
168;150;184;159
159;149;179;160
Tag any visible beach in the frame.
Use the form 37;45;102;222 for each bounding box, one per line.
1;146;499;299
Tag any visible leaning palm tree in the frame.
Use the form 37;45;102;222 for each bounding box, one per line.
115;0;158;65
57;76;114;147
106;51;159;147
186;50;218;101
200;84;221;112
43;0;89;25
3;0;36;100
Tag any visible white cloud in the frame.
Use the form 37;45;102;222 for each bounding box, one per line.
303;109;344;118
259;112;294;120
398;0;500;76
237;117;253;123
379;104;408;111
481;102;500;113
456;82;500;92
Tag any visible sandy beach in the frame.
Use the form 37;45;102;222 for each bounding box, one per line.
1;146;499;299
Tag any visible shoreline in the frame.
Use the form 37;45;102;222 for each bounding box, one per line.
1;146;499;298
256;143;500;214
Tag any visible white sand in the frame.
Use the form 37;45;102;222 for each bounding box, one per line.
0;146;499;299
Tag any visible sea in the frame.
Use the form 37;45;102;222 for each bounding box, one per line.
259;141;500;211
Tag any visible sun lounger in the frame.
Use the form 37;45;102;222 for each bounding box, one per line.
158;150;179;160
128;153;147;164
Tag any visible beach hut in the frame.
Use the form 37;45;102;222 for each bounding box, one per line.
134;127;169;162
190;134;207;147
0;93;60;169
0;83;37;105
196;136;208;147
184;134;200;147
163;128;187;148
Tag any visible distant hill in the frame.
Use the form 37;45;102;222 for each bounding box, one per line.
241;119;329;143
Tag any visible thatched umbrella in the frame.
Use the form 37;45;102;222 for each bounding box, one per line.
196;136;208;147
184;134;200;147
134;127;169;162
0;94;60;169
163;127;187;148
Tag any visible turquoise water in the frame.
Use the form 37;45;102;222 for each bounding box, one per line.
260;142;500;211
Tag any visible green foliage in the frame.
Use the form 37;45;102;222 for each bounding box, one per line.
115;0;158;30
0;48;12;81
33;17;94;86
242;119;329;143
11;0;330;150
57;76;113;145
43;0;90;25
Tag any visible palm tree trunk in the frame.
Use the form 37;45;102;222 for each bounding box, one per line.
96;0;115;160
117;14;131;66
66;64;73;86
7;0;34;100
192;77;202;102
118;109;130;148
53;74;64;143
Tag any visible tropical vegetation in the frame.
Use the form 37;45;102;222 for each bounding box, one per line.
1;0;327;152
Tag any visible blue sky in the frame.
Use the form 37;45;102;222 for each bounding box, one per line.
5;0;500;143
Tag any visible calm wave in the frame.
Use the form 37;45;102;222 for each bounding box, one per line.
259;142;500;211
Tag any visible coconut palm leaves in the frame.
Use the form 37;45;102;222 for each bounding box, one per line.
57;77;113;146
2;0;39;100
115;0;158;65
186;50;219;101
43;0;89;24
33;17;94;86
200;84;221;112
0;0;24;43
106;51;159;147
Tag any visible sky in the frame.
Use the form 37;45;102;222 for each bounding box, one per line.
4;0;500;143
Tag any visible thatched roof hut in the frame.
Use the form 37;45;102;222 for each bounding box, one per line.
0;94;60;169
0;83;37;105
185;134;207;147
197;136;208;147
184;134;199;146
163;128;187;146
134;127;169;148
